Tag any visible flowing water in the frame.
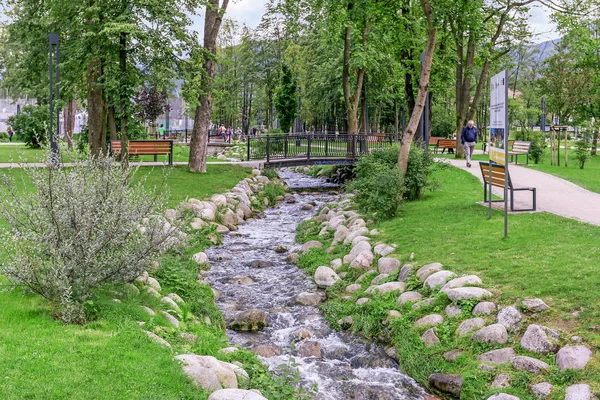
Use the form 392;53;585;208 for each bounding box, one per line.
205;170;425;400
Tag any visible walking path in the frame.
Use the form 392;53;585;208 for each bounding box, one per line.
441;158;600;226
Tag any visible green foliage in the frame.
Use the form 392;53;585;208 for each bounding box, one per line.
404;146;439;200
262;168;279;180
7;104;49;148
575;139;591;169
263;183;286;205
0;132;9;142
274;64;298;133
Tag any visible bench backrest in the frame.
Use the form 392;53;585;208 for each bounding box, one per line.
479;161;513;189
429;137;444;145
512;141;531;152
438;139;456;148
111;140;173;155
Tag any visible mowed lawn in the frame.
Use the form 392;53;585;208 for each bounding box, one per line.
0;164;251;399
376;166;600;341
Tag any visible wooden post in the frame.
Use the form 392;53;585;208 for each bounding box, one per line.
565;129;568;167
266;135;271;164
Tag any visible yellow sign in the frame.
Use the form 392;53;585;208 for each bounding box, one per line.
490;146;506;165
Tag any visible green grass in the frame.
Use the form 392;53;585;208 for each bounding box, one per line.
295;166;600;398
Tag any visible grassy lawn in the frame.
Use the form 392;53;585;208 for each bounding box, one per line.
0;163;287;400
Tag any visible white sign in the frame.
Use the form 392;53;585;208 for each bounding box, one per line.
490;71;507;129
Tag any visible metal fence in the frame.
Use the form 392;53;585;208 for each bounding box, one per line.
247;133;396;162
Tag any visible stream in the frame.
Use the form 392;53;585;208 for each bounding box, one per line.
204;170;426;400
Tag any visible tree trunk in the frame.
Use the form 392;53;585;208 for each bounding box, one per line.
189;0;229;172
398;0;437;178
394;99;399;140
87;59;106;156
108;104;118;141
592;130;598;156
64;99;76;150
119;31;129;165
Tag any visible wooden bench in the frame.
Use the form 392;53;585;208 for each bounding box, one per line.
434;139;456;154
111;140;174;165
479;161;536;211
507;140;531;165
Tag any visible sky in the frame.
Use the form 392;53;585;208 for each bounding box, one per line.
192;0;561;43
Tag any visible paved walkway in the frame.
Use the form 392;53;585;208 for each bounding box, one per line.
441;159;600;226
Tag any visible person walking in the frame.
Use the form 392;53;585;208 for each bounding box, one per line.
461;120;478;168
158;124;165;139
7;126;14;142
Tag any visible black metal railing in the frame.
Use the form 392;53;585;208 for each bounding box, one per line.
248;133;396;163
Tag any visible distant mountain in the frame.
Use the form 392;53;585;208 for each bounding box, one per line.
530;38;561;64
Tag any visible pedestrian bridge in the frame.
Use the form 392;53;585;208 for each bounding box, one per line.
246;133;396;168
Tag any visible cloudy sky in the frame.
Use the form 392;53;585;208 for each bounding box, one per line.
192;0;560;43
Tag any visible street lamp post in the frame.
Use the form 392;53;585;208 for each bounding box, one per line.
49;33;60;166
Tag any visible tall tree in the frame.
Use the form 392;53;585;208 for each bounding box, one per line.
189;0;230;173
274;64;298;133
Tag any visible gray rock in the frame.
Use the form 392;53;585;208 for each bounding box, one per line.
478;348;516;364
473;301;497;315
512;356;550;374
491;374;511;389
371;274;390;285
530;382;553;399
228;309;268;331
302;240;323;252
179;333;199;344
556;345;593;371
296;292;326;306
443;349;463;361
314;266;340;288
249;260;270;268
397;291;423;305
140;306;155;316
161;296;182;313
520;324;560;354
565;384;597;400
472;324;508;345
301;203;314;211
356;298;370;305
498;306;523;331
298;341;322;358
458;318;485;336
424;270;456;290
161;311;180;328
229;276;254;285
416;263;443;281
422;328;440;345
351;236;370;247
349;250;374;269
428;374;463;397
415;314;444;328
346;284;362;293
398;264;413;281
208;389;267;400
479;364;496;372
144;330;171;348
330;258;343;270
383;310;403;325
445;305;463;317
374;243;395;257
192;252;209;265
338;316;353;329
441;275;483;291
177;354;238;391
343;228;370;246
252;344;281;358
487;394;520;400
373;282;406;295
522;298;549;312
274;244;288;253
446;287;492;301
378;257;401;275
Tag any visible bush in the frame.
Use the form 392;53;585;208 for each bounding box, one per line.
7;104;50;148
0;132;9;142
348;147;404;219
574;140;590;169
404;146;438;200
0;150;179;323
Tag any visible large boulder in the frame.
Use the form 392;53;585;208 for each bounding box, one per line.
556;345;593;371
208;389;267;400
378;258;401;275
445;305;463;317
415;314;444;328
497;306;523;331
478;348;516;365
351;236;370;247
210;194;227;206
511;356;549;374
424;270;456;290
530;382;553;399
314;266;341;288
520;324;559;354
350;251;374;269
472;324;508;345
473;301;498;315
446;287;492;301
398;264;413;281
302;240;323;252
296;292;326;306
176;354;238;391
487;394;520;400
441;275;483;291
344;241;372;264
373;282;406;296
416;263;443;281
397;291;423;305
457;318;485;336
565;384;597;400
374;243;395;257
422;328;440;345
344;227;370;245
228;309;268;331
333;225;349;244
428;374;463;397
522;298;549;313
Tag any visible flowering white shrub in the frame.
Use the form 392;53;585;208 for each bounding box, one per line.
0;152;179;323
